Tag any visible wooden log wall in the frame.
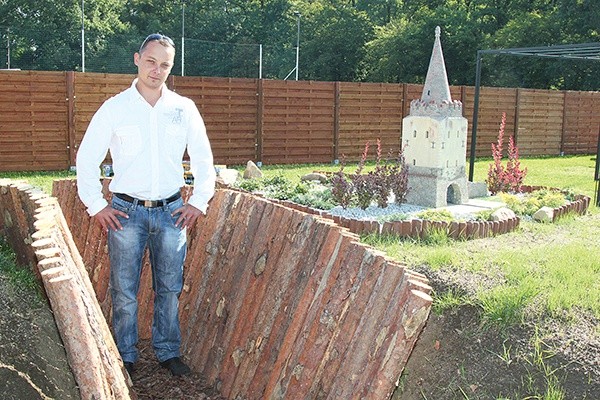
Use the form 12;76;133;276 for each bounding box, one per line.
0;179;133;400
52;179;433;399
1;70;599;172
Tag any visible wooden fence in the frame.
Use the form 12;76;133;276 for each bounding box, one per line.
1;70;599;171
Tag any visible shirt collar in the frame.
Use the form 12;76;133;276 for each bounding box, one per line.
129;78;173;105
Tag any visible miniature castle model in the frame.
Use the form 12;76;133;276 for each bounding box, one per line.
401;26;469;208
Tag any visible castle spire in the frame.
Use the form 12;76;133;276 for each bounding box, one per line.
421;26;452;103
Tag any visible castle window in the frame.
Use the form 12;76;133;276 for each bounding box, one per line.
426;130;429;138
413;159;416;166
462;140;465;147
441;142;445;149
448;131;451;138
431;142;435;149
457;130;460;138
446;160;449;168
413;130;417;138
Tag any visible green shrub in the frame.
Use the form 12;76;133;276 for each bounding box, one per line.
474;209;495;222
291;187;336;210
235;178;263;192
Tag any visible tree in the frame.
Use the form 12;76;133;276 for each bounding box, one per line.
1;0;128;71
294;2;373;81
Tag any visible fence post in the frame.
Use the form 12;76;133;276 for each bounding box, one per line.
256;79;264;163
514;88;521;145
333;81;340;162
560;90;567;155
66;71;76;168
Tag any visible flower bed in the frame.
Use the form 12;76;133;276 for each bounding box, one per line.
266;185;591;240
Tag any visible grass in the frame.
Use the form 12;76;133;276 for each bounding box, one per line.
0;169;75;195
471;155;598;198
0;237;42;300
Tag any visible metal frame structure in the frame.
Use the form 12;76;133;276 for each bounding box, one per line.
469;42;600;185
595;125;600;206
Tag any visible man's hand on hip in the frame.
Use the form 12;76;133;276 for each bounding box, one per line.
93;206;129;232
173;204;203;229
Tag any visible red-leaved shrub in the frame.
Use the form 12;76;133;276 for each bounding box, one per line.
487;113;527;195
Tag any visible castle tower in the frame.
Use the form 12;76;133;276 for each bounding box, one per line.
401;26;469;208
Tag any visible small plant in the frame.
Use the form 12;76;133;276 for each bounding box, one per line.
352;173;377;210
236;178;263;192
372;140;392;208
421;226;452;245
415;209;455;222
332;140;410;210
330;159;353;208
376;212;410;223
500;189;568;217
389;147;410;205
261;174;297;200
474;209;495;222
487;112;528;195
350;141;377;209
291;186;336;210
433;290;473;314
0;237;42;299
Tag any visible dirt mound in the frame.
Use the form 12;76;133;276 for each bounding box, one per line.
394;268;600;400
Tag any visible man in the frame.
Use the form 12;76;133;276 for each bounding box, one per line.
76;33;216;377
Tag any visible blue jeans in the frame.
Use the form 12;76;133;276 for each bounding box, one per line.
108;195;186;364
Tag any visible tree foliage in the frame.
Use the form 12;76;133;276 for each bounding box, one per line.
0;0;598;90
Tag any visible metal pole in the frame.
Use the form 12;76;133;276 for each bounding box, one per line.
595;124;600;207
295;12;301;80
259;44;263;79
469;50;482;182
6;28;10;69
181;1;185;76
81;0;85;72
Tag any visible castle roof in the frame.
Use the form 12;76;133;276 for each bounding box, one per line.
421;26;452;103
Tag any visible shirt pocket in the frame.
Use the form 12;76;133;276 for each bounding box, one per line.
114;126;142;157
166;125;187;157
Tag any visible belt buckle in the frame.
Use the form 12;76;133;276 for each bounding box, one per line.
143;200;155;207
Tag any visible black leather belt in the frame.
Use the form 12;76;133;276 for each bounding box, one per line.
114;192;181;208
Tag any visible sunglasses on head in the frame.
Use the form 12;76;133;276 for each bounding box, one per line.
139;34;175;52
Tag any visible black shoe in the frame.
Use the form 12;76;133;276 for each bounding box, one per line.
124;362;134;376
159;357;191;376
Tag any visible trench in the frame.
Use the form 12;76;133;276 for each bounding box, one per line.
1;178;434;399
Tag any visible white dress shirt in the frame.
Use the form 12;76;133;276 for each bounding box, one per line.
76;79;216;216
